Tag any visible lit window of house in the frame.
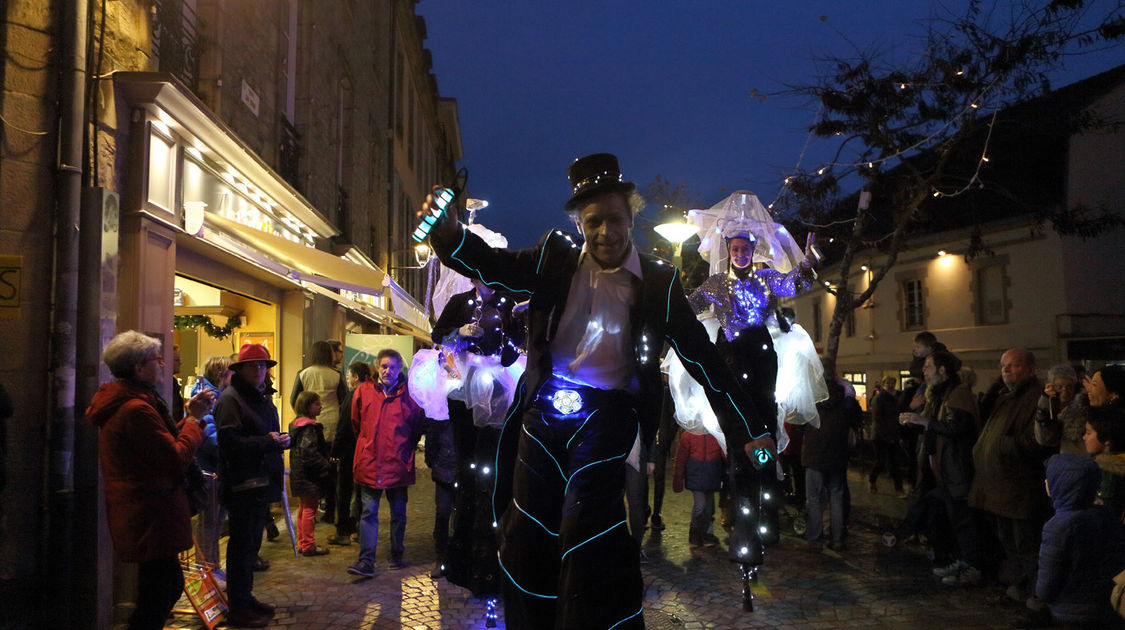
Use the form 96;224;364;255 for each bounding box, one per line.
903;278;925;330
975;263;1008;324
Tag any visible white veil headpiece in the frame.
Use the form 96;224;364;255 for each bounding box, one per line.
690;191;804;276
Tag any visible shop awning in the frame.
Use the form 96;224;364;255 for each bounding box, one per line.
206;212;385;295
204;212;432;342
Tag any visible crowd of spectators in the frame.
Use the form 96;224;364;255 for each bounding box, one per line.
871;330;1125;628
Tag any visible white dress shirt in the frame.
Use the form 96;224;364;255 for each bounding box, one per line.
549;243;642;392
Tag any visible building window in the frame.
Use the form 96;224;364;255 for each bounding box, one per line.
903;278;925;329
976;264;1008;324
812;298;822;342
845;307;856;338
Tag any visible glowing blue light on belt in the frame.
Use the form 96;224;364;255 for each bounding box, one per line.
552;390;583;414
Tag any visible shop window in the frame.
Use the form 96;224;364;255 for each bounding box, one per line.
147;124;177;217
843;372;868;410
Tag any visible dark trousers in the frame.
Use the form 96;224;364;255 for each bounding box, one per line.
335;454;356;536
445;401;501;596
434;479;454;554
868;439;904;490
128;555;184;630
226;491;267;610
992;513;1043;593
625;462;648;545
499;386;644;630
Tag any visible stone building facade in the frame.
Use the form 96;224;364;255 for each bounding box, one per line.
0;1;460;627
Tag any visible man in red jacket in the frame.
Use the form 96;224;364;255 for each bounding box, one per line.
347;348;425;578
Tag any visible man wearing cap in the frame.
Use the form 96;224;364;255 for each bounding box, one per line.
424;153;775;629
214;343;290;627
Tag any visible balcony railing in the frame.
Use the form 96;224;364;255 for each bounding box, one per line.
152;0;201;92
336;184;351;243
279;117;302;192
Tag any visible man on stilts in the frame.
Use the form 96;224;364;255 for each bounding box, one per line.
423;153;775;630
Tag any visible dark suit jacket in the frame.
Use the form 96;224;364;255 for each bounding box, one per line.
431;226;770;510
431;288;523;366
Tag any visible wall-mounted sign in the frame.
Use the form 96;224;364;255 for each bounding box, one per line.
240;80;260;117
0;255;21;319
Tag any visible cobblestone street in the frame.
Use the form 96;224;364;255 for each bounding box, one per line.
160;464;1096;630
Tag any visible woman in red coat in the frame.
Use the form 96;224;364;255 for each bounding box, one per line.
86;331;213;630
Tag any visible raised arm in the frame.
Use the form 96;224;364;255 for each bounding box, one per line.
428;220;546;298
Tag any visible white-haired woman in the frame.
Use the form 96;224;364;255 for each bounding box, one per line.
86;330;213;630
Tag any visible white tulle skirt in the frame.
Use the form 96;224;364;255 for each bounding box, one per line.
409;348;526;427
661;317;826;456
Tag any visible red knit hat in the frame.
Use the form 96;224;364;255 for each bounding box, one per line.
231;343;277;368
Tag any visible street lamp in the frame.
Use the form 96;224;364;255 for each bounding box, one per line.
391;242;434;270
654;205;696;267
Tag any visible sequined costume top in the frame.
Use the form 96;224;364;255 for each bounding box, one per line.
688;268;805;342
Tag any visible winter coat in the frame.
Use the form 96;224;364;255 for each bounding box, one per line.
924;380;980;500
333;385;359;461
351;375;425;489
190;376;222;473
968;377;1051;521
87;379;204;562
1033;391;1090;455
1095;451;1125;523
871;388;901;443
289;417;333;497
423;417;457;485
673;431;724;493
215;372;285;503
1036;453;1125;625
291;365;347;443
802;380;861;471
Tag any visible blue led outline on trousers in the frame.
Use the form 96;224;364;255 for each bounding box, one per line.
491;382;526;525
497;552;557;600
563;452;627;497
560;519;626;562
449;228;532;295
512;497;558;537
524;420;567;481
608;608;644;630
566;410;599;450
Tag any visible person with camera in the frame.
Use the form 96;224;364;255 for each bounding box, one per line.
215;343;290;627
86;330;214;630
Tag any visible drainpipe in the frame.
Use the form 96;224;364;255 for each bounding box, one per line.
46;0;88;627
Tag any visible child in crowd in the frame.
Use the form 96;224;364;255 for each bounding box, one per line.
1082;409;1125;523
1030;453;1125;627
291;391;334;556
672;430;725;547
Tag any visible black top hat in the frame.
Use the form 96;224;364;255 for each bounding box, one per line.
565;153;636;211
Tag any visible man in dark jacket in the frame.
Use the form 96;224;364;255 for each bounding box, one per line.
900;350;982;585
424;153;774;630
803;378;861;551
868;376;905;497
214;343;289;628
968;348;1051;605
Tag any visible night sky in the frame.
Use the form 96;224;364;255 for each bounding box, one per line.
420;1;1123;249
